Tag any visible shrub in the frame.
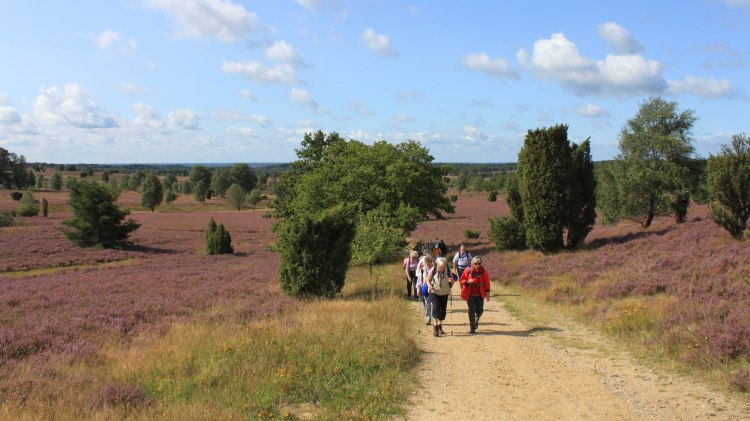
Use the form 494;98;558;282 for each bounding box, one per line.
450;194;459;203
9;191;22;201
729;369;750;392
275;205;355;298
0;210;14;227
42;197;48;217
464;229;481;240
205;218;233;255
487;190;498;202
17;191;39;217
488;216;526;251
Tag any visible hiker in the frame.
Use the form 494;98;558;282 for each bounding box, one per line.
404;250;420;300
416;253;435;325
431;240;442;258
459;256;490;334
426;257;453;337
452;244;473;279
438;239;447;257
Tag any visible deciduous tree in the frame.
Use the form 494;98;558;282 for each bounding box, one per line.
598;97;696;228
226;183;246;211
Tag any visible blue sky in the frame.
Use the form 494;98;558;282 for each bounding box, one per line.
0;0;748;164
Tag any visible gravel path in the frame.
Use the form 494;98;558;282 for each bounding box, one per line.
405;289;749;421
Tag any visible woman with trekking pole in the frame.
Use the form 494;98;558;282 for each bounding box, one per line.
459;256;490;334
426;257;453;337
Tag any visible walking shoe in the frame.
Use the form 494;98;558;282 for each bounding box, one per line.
438;325;445;334
433;325;440;337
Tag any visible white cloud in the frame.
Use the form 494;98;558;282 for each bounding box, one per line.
362;28;399;58
250;114;271;126
575;103;611;118
667;76;732;98
240;89;258;101
227;126;256;137
132;102;165;130
408;5;421;14
143;0;259;43
118;82;144;97
97;29;137;55
297;0;322;10
34;83;117;128
517;32;665;97
168;108;201;129
596;22;643;54
289;88;319;110
396;90;425;103
394;113;415;123
221;61;295;84
349;100;376;116
462;52;518;79
0;107;21;125
265;40;308;67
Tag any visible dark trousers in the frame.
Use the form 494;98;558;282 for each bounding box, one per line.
430;293;449;321
467;295;484;328
406;271;416;296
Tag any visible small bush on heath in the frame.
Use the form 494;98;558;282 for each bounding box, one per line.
464;229;481;240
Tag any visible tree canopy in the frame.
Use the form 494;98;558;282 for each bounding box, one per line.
272;131;453;233
62;181;140;248
707;133;750;239
597;97;696;228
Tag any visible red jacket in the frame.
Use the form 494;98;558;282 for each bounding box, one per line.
459;267;490;301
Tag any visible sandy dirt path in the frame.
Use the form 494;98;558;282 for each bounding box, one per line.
405;289;749;421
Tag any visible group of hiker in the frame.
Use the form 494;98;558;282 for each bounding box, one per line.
404;242;491;337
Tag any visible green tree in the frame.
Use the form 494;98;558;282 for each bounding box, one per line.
275;205;355;298
194;180;208;203
226;183;246;211
42;197;48;217
564;139;597;248
164;188;177;204
205;218;233;254
163;172;178;191
120;174;130;190
210;167;233;198
35;174;46;190
64;176;78;190
1;148;32;189
140;172;163;211
50;171;63;191
517;125;572;252
62;181;140;248
707;133;750;239
101;171;110;182
189;165;212;193
17;191;39;217
350;211;405;276
229;163;258;192
247;188;262;209
455;172;469;195
598;97;696;228
272;137;453;233
128;170;145;191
